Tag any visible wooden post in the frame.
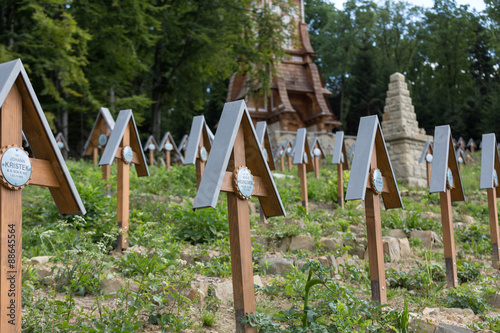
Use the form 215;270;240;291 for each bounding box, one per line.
0;84;22;331
149;149;154;166
487;188;500;269
287;155;292;172
298;163;308;213
365;144;387;303
93;147;98;167
337;163;344;209
280;155;285;172
426;161;431;188
314;155;320;179
227;127;257;333
166;150;171;171
440;188;458;288
116;124;130;251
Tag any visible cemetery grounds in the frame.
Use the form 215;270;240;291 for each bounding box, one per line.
21;153;500;332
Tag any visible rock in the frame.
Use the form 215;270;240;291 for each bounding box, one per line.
294;259;307;271
462;216;475;224
440;308;475;316
388;229;407;238
488;292;500;309
349;226;365;237
336;256;345;267
101;276;125;295
124;245;148;256
316;256;330;268
434;323;474;333
195;250;221;263
319;237;343;252
409;318;437;333
383;236;401;261
30;256;52;265
36;265;54;280
422;211;441;221
258;257;294;276
212;280;233;303
398;238;411;258
109;249;123;259
248;201;257;215
253;275;264;288
289;235;314;252
410;230;441;248
274;237;290;252
179;250;195;265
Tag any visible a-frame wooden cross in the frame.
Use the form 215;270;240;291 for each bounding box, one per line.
456;148;465;171
276;144;285;172
55;132;70;159
467;138;477;153
178;134;189;157
310;136;326;180
0;58;86;331
144;135;159;167
430;125;465;288
193;100;285;333
293;128;314;214
457;136;466;150
345;115;403;304
419;141;434;188
255;122;276;171
100;109;149;251
480;133;500;270
284;139;293;172
82;107;115;181
332;131;349;209
465;149;473;168
184;115;212;189
159;132;183;171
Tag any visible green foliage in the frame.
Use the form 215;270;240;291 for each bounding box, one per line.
444;284;492;315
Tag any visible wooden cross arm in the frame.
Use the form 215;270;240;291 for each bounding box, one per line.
0;158;61;188
114;147;141;164
221;171;269;197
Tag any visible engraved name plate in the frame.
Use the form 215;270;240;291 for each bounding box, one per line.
372;169;383;194
1;147;32;189
313;148;321;157
447;168;454;188
200;146;208;162
233;166;254;199
122;146;134;163
303;152;308;164
494;170;498;187
98;134;108;146
426;153;433;163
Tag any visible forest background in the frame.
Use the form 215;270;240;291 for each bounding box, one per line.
0;0;499;156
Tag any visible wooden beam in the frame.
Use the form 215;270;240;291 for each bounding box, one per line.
149;149;154;166
116;123;131;251
93;147;98;167
166;150;171;171
280;155;285;172
314;155;320;179
114;147;140;164
28;158;60;187
487;188;500;269
287;155;292;172
426;161;431;188
221;172;269;197
440;188;458;288
227;126;257;333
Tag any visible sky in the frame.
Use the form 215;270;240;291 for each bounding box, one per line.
327;0;486;12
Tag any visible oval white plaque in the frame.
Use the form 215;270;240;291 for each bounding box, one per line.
57;141;64;149
286;147;292;156
313;148;321;157
425;153;433;163
303;152;308;164
148;143;156;151
122;146;134;163
372;169;383;194
340;153;344;164
279;149;284;156
494;170;498;187
98;134;108;146
447;168;454;188
200;146;208;162
234;166;254;199
1;147;32;188
165;142;173;151
458;156;463;164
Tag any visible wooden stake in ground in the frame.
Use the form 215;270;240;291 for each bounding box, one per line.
310;136;326;180
480;133;500;270
0;59;86;332
159;132;183;171
429;125;465;288
345;115;403;304
144;135;159;167
82;107;115;181
419;141;434;188
183;116;212;189
332;131;349;208
193;100;285;333
100;110;149;251
293;128;314;214
55;132;70;160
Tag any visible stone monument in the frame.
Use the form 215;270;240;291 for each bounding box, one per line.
382;73;432;187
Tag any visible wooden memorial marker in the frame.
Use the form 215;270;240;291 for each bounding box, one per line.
184;116;212;189
429;125;465;288
467;138;476;153
348;142;356;163
479;133;500;269
310;136;326;180
178;134;189;157
144;135;159;167
55;132;69;159
419;141;434;188
456;148;465;171
159;132;183;171
332;131;349;208
345;115;403;303
452;137;457;149
82;107;115;181
293;128;314;213
193;100;285;333
100;109;149;251
457;136;466;150
0;58;86;331
255;122;276;171
465;149;473;168
277;144;285;172
284;140;293;172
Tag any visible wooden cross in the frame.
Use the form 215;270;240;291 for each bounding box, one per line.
430;125;465;288
345;115;403;303
277;144;285;172
183;116;212;189
100;110;149;251
193;100;285;333
55;132;70;160
0;59;86;332
332;131;349;208
480;133;500;269
144;135;159;167
284;140;293;172
82;108;115;182
310;136;326;180
467;138;476;153
457;136;466;150
159;132;183;171
293;128;314;214
419;141;433;188
178;134;189;157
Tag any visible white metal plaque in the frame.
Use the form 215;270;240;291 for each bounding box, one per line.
313;148;321;157
1;147;32;189
286;147;292;156
165;142;173;151
303;152;308;164
233;166;254;199
122;145;134;164
447;168;454;188
148;143;156;151
98;134;108;146
340;153;344;164
458;156;463;164
57;141;64;149
279;149;284;156
200;146;208;162
494;170;498;187
426;153;433;163
371;169;384;194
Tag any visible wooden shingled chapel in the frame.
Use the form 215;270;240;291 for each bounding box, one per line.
226;0;340;133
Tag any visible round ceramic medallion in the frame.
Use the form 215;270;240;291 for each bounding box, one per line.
233;166;254;200
148;143;156;151
57;141;64;149
279;149;284;156
447;168;454;189
458;156;463;164
98;134;108;146
426;153;433;163
371;169;384;194
165;142;173;151
313;148;321;157
286;147;292;156
0;146;32;190
122;146;134;164
199;146;208;162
